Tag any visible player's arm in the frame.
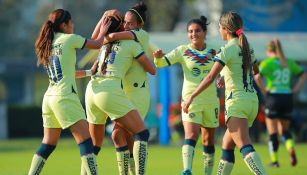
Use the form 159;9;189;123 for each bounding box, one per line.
253;63;267;95
104;31;135;44
92;9;122;40
85;16;111;49
75;60;99;78
292;71;307;93
136;53;156;75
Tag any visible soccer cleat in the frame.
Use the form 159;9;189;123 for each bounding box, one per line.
290;148;297;166
181;169;192;175
269;161;280;168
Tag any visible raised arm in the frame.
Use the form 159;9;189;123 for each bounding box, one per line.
85;16;111;49
104;31;135;44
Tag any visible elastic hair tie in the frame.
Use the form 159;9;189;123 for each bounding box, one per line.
129;8;144;24
236;28;243;36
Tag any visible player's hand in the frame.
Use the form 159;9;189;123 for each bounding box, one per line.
182;97;193;114
100;16;112;36
90;60;99;75
216;76;225;88
103;9;122;21
153;49;165;58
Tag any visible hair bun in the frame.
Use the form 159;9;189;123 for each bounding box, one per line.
200;16;208;24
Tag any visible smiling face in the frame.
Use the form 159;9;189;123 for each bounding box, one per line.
187;23;206;46
123;11;142;31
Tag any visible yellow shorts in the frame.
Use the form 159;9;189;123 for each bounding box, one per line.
86;78;135;125
181;102;219;128
225;98;259;127
125;89;150;119
42;93;86;129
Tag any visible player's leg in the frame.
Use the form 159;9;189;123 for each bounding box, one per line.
126;131;136;175
201;127;215;175
28;128;60;175
181;121;200;175
227;117;266;175
70;120;97;175
265;117;279;167
217;129;235;175
115;110;149;175
279;119;297;166
112;124;130;175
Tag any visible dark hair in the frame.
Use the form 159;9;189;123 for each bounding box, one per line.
101;17;123;73
187;16;209;31
35;9;71;66
267;38;287;67
219;11;251;86
128;1;147;24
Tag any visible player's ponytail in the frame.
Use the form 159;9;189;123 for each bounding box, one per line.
219;12;251;87
35;9;71;66
100;17;123;74
267;39;288;67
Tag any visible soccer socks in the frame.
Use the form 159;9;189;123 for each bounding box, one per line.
182;139;196;172
81;146;101;175
203;145;215;175
217;149;234;175
28;143;56;175
79;138;98;175
268;133;279;164
115;146;130;175
240;144;266;175
282;131;297;166
129;154;136;175
133;129;149;175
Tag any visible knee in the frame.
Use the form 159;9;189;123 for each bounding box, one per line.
135;129;150;142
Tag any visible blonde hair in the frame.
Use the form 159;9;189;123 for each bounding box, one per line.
267;39;288;67
219;11;251;85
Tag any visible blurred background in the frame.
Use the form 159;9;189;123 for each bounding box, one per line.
0;0;307;144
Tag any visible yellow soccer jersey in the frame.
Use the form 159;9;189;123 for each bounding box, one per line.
154;44;217;105
45;33;86;95
123;29;150;93
96;40;144;79
214;38;258;101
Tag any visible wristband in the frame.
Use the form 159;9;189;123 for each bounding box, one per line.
85;70;92;77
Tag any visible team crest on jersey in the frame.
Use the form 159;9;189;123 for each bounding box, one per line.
189;113;196;118
183;49;216;66
191;67;201;77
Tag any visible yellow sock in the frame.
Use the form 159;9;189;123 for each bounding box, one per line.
133;140;148;175
81;153;98;175
28;154;45;175
217;160;234;175
116;150;130;175
182;145;195;171
203;153;214;175
285;139;294;151
244;152;266;175
129;156;136;175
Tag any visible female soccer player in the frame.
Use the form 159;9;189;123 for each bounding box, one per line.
255;39;306;167
183;12;266;175
28;9;111;175
103;2;154;174
153;16;218;175
85;15;155;175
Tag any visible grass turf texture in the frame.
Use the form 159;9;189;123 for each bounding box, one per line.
0;138;306;175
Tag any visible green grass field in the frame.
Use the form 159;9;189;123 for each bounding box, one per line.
0;138;306;175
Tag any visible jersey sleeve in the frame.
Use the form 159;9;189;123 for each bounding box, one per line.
154;45;183;68
214;46;229;66
131;29;149;44
68;34;87;49
131;41;145;59
288;59;304;77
